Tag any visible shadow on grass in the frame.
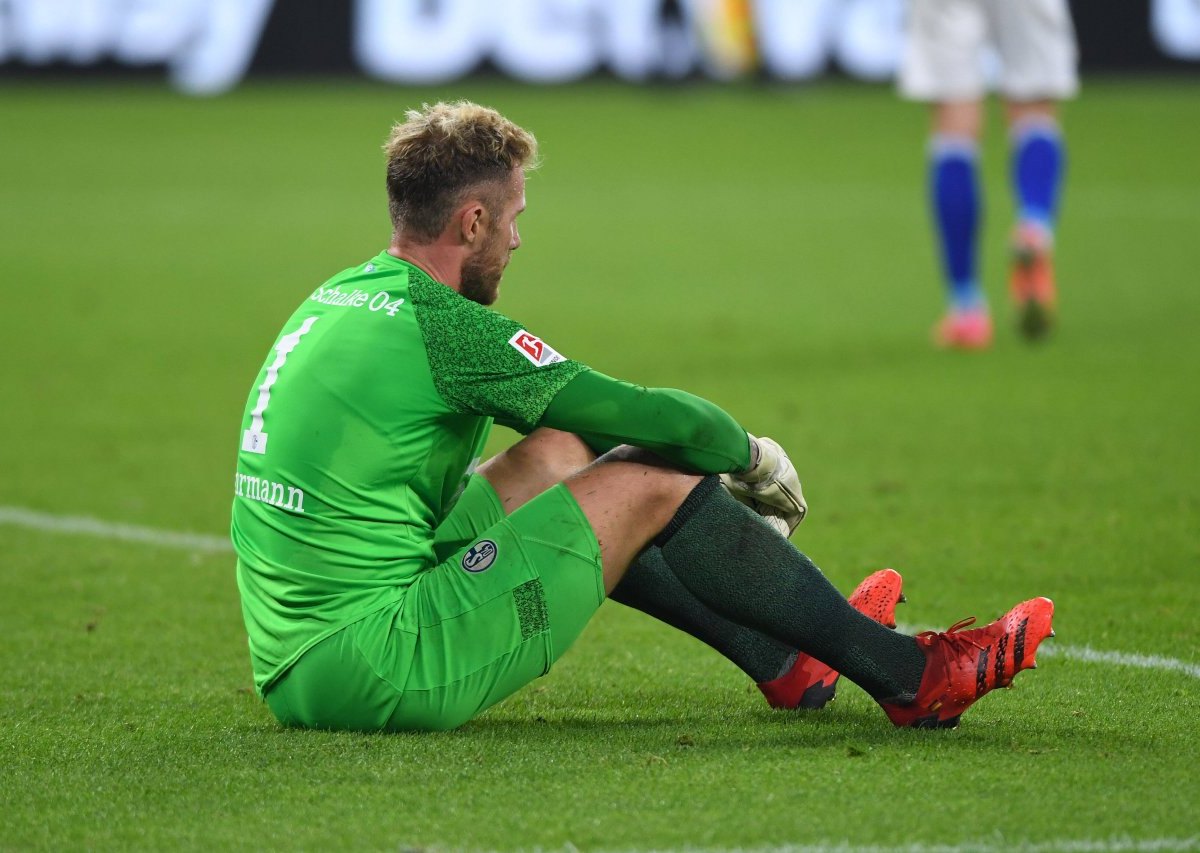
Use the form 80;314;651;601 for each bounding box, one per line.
231;701;926;757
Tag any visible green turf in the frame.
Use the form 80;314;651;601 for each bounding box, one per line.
1;78;1198;851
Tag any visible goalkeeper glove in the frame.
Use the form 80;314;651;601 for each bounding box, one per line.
720;435;808;537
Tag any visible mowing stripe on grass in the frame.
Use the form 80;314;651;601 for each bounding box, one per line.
4;505;1199;684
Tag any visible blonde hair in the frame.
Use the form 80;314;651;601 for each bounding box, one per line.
383;101;539;241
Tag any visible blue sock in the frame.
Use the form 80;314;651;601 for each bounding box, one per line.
929;136;983;311
1011;117;1065;236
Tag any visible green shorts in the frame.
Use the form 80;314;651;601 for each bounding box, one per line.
264;477;604;732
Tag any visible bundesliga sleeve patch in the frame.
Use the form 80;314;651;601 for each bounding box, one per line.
508;330;565;366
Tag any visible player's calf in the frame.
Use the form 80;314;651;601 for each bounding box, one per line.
758;568;906;710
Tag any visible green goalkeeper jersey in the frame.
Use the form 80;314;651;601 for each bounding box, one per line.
233;251;752;695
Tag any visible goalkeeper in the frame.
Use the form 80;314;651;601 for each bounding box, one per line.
231;101;1053;733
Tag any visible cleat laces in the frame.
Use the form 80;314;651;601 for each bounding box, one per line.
918;617;995;697
918;616;982;650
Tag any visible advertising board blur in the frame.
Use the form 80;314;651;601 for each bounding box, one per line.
1;0;1198;95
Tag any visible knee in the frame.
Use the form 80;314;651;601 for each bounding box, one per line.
596;445;704;508
934;101;983;140
512;428;595;479
480;428;594;487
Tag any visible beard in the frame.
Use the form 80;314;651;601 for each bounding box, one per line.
459;240;508;306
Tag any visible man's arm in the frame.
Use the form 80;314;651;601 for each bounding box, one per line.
537;369;753;474
535;370;807;534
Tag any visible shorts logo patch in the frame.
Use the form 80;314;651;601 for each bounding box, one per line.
509;330;565;366
461;539;498;573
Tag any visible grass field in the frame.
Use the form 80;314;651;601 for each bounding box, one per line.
1;77;1198;851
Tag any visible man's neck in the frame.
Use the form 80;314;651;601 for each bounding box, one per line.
387;242;462;290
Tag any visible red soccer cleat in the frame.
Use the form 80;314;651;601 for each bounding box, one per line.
758;568;905;710
1010;224;1058;340
933;307;993;350
879;597;1055;729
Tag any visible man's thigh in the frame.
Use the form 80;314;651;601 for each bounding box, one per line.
432;473;506;564
391;482;604;731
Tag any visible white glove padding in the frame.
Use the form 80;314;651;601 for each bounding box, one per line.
720;435;808;536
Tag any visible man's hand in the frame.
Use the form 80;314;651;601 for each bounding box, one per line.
720;435;807;537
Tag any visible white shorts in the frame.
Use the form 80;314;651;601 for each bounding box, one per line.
898;0;1079;102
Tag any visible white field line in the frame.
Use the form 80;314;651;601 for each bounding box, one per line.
2;505;1199;683
0;505;231;554
1036;642;1200;681
893;621;1200;682
616;837;1199;853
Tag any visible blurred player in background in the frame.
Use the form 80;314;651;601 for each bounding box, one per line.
900;0;1078;348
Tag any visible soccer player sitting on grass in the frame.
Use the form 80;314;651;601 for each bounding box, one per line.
231;101;1054;732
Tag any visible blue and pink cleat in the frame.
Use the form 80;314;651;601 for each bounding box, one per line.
934;307;994;350
1011;223;1058;340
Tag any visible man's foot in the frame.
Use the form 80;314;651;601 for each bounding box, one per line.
879;597;1055;729
1010;224;1057;340
933;307;993;350
758;569;905;710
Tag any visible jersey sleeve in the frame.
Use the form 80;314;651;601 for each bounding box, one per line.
539;369;753;474
409;275;588;432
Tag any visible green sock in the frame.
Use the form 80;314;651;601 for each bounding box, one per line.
654;477;925;702
611;548;797;684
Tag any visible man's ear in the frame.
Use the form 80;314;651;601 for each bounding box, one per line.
458;201;487;246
